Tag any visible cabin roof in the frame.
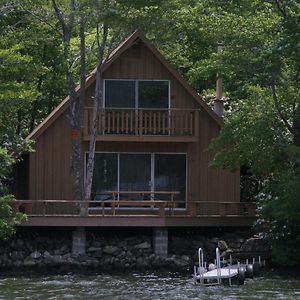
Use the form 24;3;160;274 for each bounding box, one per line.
27;30;222;140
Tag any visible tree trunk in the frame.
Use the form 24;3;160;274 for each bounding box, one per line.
83;25;108;206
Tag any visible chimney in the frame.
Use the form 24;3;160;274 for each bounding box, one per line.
214;44;224;118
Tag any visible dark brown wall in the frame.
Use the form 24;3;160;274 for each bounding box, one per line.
28;40;239;203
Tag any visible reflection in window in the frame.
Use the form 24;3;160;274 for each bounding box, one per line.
138;81;169;108
154;154;186;208
91;153;118;200
104;80;169;109
105;80;135;108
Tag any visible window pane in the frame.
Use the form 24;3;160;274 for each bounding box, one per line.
119;154;151;198
105;80;135;108
138;81;169;108
154;154;186;207
91;153;118;200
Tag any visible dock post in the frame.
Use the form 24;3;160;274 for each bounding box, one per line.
153;227;168;257
72;227;86;255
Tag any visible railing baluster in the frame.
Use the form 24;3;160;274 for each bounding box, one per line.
158;111;161;133
112;111;115;133
121;111;124;133
139;110;143;135
107;111;110;134
153;112;157;135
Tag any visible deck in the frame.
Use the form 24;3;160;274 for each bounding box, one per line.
12;200;256;227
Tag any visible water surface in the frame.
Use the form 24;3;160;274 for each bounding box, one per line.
0;270;299;299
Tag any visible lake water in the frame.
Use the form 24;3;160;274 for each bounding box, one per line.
0;270;299;299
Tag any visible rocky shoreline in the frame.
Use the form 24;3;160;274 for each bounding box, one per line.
0;228;271;272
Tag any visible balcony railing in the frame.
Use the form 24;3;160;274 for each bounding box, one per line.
83;108;199;138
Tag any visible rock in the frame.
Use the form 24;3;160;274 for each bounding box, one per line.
30;251;42;259
11;251;25;260
93;240;104;247
174;256;189;268
52;255;63;263
91;251;102;258
136;257;146;267
16;239;24;249
181;255;190;262
43;251;51;258
103;246;119;255
218;240;228;251
87;246;102;253
134;241;151;250
24;259;36;267
13;260;23;267
125;237;142;246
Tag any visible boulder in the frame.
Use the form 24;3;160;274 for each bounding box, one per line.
30;251;42;259
43;251;51;258
134;241;151;250
103;245;119;255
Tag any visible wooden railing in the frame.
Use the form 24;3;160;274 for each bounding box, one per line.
189;201;256;217
83;108;199;137
12;200;256;217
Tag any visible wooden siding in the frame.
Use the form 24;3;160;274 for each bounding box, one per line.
28;38;239;207
29;112;73;200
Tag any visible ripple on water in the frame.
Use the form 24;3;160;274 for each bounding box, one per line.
0;271;299;300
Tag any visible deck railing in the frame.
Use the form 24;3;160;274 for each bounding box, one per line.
11;200;256;217
83;108;199;137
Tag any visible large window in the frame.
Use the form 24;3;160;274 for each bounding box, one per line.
90;152;186;207
104;80;169;109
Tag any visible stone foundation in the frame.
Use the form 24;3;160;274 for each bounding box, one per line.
0;228;271;271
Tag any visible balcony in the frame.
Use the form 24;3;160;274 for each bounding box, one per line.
83;108;199;142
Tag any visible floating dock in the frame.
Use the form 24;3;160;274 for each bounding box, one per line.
193;247;264;286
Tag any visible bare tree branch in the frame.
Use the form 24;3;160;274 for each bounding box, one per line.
18;3;62;37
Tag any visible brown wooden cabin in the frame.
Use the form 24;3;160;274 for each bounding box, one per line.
16;30;255;229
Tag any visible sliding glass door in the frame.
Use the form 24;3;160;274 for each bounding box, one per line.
154;154;186;208
91;152;186;207
119;154;151;200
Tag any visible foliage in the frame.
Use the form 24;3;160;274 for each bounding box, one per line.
0;195;26;241
0;0;299;264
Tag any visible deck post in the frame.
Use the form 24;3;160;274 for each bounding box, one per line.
153;227;168;257
72;227;86;255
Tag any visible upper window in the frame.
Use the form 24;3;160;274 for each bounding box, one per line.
104;80;169;109
105;80;135;108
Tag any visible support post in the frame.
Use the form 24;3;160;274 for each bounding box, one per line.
72;227;86;255
153;227;168;257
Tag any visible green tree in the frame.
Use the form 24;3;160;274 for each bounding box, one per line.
0;195;26;241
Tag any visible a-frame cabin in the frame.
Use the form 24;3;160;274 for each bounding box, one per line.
15;31;255;249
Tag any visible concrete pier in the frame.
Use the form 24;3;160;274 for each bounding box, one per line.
153;227;168;257
72;227;86;255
